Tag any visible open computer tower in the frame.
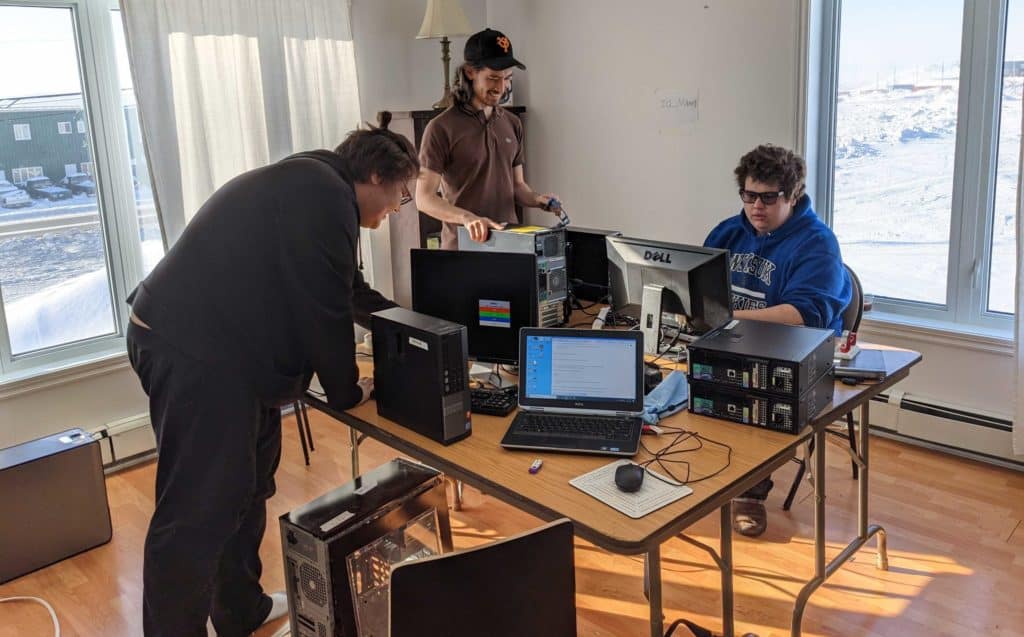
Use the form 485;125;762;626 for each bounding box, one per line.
280;459;452;637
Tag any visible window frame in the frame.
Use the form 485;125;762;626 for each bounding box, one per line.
12;122;31;140
0;0;147;377
816;0;1017;335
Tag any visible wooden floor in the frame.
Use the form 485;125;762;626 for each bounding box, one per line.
2;411;1023;637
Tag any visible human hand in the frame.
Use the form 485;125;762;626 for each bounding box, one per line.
538;194;562;212
464;214;505;242
357;377;374;404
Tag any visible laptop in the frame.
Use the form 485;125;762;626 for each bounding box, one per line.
500;328;645;457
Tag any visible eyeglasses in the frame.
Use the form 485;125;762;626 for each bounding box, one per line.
739;189;785;205
400;184;413;206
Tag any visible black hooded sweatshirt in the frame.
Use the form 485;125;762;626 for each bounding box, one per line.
128;150;397;410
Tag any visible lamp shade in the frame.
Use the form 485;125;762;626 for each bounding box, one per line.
416;0;472;39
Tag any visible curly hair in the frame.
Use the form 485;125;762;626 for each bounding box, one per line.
734;144;806;200
334;111;419;184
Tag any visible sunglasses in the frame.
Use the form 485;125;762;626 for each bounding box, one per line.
739;189;785;205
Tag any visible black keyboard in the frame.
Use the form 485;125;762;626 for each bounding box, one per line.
514;413;636;442
470;386;518;417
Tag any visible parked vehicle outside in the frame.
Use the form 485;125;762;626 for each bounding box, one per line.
0;180;33;208
24;176;72;201
61;172;97;196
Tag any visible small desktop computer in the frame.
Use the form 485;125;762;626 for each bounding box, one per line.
457;224;567;327
606;236;733;354
687;320;836;434
371;307;471;445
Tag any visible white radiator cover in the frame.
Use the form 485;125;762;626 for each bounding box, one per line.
89;414;155;470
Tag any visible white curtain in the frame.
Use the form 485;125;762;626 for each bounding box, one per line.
119;0;362;246
1016;96;1024;457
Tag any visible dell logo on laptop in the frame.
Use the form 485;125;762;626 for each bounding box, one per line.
644;250;672;264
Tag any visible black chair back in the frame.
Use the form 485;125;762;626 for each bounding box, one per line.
841;264;864;333
389;518;576;637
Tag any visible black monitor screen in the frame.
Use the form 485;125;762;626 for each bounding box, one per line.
566;227;621;303
411;249;538;365
606;236;732;335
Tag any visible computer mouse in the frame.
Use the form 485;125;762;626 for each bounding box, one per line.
614;463;646;493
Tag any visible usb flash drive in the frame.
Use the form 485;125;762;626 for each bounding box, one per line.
528;459;543;474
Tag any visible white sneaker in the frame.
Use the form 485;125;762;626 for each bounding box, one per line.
265;591;289;624
206;592;288;636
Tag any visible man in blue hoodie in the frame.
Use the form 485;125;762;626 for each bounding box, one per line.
705;144;851;537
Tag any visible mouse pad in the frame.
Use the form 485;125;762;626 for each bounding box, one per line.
570;459;693;519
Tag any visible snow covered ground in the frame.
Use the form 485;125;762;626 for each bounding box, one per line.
834;78;1020;313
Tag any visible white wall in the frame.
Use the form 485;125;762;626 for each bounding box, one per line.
0;362;148;450
351;0;488;117
489;0;805;242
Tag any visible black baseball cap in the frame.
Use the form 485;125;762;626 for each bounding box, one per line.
464;28;525;71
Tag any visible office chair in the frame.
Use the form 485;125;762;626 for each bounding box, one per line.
292;400;314;466
388;519;576;637
782;264;864;511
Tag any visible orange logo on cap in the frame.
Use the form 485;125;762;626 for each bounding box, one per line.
496;36;510;53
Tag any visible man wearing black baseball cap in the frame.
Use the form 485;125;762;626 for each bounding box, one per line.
416;28;563;249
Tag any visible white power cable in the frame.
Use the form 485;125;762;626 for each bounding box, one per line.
0;596;61;637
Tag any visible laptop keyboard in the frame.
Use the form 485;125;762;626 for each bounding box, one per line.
516;413;637;442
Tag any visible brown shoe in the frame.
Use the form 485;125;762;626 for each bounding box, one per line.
732;498;767;537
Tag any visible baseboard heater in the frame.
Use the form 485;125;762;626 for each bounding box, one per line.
865;392;1023;471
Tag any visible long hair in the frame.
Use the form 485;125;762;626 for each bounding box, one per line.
334;111;419;183
451;62;512;107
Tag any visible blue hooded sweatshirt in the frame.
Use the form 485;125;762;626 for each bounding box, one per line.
703;194;851;334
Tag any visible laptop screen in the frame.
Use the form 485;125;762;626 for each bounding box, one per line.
521;330;641;407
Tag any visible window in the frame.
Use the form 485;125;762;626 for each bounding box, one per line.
820;0;1022;331
0;1;162;375
12;123;30;140
11;166;43;185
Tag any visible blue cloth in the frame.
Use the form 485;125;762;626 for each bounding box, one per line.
642;371;689;425
704;194;852;334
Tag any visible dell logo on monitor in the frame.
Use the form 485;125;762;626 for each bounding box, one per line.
644;250;673;264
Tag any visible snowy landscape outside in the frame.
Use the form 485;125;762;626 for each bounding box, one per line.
833;0;1022;315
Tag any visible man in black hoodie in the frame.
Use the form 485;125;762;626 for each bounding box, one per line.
126;114;414;636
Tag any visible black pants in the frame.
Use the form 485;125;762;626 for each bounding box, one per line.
741;476;774;501
127;322;281;637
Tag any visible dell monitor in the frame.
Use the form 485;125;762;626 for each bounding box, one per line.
606;236;732;353
411;249;538;367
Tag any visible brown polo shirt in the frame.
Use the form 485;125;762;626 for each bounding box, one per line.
419;103;524;249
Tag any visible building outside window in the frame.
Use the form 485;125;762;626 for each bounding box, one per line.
0;1;162;376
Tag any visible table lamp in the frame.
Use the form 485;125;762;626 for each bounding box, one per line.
416;0;472;109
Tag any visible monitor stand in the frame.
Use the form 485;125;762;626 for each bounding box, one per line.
641;283;667;355
641;284;700;356
469;362;517;389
